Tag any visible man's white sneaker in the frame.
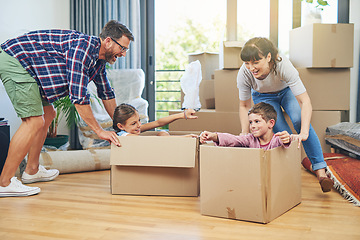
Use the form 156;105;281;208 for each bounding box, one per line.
21;165;59;184
0;177;40;197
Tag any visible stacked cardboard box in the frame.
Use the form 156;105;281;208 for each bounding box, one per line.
289;23;354;158
171;45;243;135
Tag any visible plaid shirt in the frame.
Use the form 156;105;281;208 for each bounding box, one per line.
1;29;115;105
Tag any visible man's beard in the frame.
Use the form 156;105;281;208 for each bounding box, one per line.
104;50;117;64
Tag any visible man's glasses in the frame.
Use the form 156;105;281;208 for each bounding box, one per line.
110;37;129;53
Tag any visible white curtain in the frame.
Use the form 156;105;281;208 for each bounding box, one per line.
70;0;141;69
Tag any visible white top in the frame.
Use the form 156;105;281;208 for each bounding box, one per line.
237;55;306;101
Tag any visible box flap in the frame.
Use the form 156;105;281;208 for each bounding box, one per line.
188;52;219;56
223;41;243;48
110;136;198;168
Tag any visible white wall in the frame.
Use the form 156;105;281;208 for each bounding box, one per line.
0;0;70;138
350;0;360;122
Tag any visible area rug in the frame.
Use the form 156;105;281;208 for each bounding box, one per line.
302;153;360;207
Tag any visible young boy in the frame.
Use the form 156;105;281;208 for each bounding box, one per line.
200;102;299;150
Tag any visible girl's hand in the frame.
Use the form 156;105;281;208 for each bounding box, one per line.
184;109;198;120
274;131;290;144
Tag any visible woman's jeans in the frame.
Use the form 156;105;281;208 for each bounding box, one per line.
252;87;327;171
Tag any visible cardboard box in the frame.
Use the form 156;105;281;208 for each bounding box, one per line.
289;23;354;68
214;69;239;112
188;52;219;80
285;110;349;159
298;68;350;110
110;131;200;196
181;80;215;109
200;143;301;223
220;41;243;69
169;110;241;135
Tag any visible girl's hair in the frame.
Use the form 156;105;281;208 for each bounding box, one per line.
113;103;137;132
240;37;282;74
248;102;277;123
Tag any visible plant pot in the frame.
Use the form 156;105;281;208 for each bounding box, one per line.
44;135;69;148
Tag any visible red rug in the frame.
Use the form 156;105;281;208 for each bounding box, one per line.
302;153;360;207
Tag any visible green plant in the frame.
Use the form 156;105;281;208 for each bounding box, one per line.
47;95;79;138
302;0;329;10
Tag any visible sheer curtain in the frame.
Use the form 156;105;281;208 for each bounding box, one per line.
70;0;141;69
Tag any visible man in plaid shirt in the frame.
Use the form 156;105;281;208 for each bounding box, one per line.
0;20;133;197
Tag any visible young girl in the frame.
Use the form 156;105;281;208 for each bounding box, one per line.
113;103;197;136
200;102;297;150
237;37;333;192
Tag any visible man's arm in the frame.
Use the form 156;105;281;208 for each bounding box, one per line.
102;98;117;120
75;104;120;146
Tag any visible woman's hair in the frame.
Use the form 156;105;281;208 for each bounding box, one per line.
248;102;277;123
240;37;282;74
113;103;137;132
99;20;134;41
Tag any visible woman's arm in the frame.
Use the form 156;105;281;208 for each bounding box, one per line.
239;99;252;134
295;91;312;141
140;109;198;132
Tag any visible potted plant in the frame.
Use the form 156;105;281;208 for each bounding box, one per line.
302;0;329;10
44;96;79;148
301;0;329;25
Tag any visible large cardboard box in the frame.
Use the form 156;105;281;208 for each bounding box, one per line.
285;110;349;159
200;143;301;223
220;41;243;69
214;69;239;112
181;80;215;109
169;110;241;135
188;52;219;80
289;23;354;68
298;68;350;110
110;131;200;196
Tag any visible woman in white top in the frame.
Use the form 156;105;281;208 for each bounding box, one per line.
237;37;333;193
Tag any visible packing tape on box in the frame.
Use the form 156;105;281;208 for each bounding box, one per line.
332;24;336;33
331;58;336;67
39;149;110;174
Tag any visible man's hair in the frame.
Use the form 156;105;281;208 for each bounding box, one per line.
113;103;137;132
248;102;277;123
99;20;134;41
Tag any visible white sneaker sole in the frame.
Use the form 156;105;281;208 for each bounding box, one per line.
21;171;59;184
0;188;41;197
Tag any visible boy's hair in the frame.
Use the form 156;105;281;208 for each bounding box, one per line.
248;102;277;123
113;103;137;132
240;37;282;74
99;20;134;41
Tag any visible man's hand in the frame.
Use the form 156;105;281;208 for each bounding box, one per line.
75;103;121;147
97;129;121;147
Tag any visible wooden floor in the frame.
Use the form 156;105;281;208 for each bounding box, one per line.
0;169;359;240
